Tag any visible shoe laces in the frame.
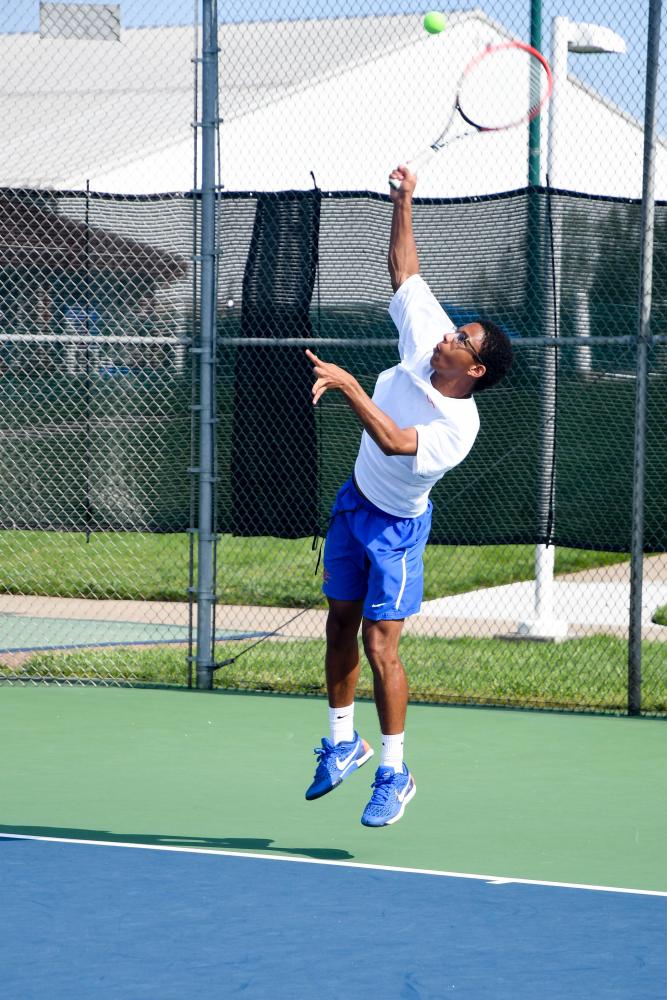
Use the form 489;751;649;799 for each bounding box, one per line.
312;738;336;777
312;737;359;777
368;767;398;805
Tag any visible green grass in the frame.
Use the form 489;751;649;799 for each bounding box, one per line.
11;635;667;714
0;529;632;606
653;606;667;626
3;528;663;714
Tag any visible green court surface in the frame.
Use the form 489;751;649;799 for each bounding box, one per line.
0;614;263;652
1;685;665;892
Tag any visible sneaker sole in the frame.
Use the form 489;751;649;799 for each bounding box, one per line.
361;777;416;828
305;742;374;801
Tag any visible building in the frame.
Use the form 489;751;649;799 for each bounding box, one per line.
0;193;187;374
0;9;664;199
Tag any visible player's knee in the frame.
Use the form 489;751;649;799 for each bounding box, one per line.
326;605;361;644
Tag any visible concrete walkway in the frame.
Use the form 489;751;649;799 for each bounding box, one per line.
1;556;667;660
418;555;667;641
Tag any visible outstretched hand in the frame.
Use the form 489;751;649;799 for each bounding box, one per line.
305;348;356;405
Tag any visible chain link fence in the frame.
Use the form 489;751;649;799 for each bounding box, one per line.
0;1;665;715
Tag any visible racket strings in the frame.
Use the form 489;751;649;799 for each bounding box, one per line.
458;45;551;131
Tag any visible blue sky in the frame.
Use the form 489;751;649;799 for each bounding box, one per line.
1;0;663;135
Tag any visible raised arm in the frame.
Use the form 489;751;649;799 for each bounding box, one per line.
388;165;419;293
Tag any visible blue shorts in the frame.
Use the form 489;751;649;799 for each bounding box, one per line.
322;478;432;621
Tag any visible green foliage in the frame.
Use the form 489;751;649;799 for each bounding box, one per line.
14;634;667;714
0;529;631;606
653;605;667;627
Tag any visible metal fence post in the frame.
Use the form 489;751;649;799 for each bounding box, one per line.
628;0;662;715
195;0;219;690
527;0;542;188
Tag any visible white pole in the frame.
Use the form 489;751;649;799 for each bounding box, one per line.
547;17;570;183
518;17;625;641
573;287;592;372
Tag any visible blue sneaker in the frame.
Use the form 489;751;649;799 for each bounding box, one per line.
360;764;416;827
305;732;374;801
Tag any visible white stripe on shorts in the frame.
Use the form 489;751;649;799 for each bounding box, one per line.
394;552;407;610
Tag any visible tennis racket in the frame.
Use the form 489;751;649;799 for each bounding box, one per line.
390;40;553;188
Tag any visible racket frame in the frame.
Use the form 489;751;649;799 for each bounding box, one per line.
389;40;553;189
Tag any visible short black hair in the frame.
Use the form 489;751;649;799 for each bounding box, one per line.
472;319;514;393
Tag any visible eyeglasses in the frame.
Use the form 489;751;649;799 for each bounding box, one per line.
454;329;484;366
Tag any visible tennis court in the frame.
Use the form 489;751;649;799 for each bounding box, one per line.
0;612;265;654
1;2;666;997
2;685;665;998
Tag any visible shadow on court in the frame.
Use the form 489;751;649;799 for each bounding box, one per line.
3;686;667;891
0;824;354;861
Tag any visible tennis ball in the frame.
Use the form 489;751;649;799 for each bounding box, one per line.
423;11;446;34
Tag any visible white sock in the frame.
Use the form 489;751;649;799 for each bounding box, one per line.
380;732;404;772
329;703;355;745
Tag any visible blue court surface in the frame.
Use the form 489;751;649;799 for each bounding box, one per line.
3;687;666;999
2;834;665;1000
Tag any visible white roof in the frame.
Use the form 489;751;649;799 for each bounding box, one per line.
0;10;664;198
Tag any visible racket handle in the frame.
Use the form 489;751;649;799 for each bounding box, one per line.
388;148;437;190
389;166;418;190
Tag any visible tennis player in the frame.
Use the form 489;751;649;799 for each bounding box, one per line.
304;164;513;827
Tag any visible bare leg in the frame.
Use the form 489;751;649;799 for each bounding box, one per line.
325;597;364;708
361;617;407;734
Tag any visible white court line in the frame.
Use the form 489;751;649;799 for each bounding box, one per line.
1;832;666;899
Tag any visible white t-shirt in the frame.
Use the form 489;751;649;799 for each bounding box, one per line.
354;274;480;518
